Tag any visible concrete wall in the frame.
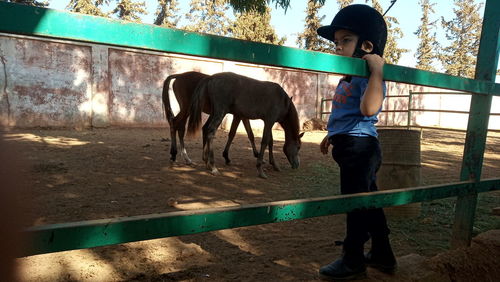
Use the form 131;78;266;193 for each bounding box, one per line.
1;33;499;131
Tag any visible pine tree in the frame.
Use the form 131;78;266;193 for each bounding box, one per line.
296;0;334;53
154;0;180;28
6;0;48;7
184;0;232;37
227;0;325;13
66;0;107;16
414;0;438;71
231;7;285;45
110;0;148;22
440;0;483;78
367;0;409;64
336;0;353;9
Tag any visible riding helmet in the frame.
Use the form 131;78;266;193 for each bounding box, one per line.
317;4;388;56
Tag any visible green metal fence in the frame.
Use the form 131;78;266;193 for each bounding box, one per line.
0;1;499;256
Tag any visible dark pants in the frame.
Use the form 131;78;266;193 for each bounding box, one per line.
330;134;390;266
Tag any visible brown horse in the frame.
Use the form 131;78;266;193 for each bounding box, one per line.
187;72;304;178
162;71;258;165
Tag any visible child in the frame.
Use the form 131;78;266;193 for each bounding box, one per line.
316;4;396;280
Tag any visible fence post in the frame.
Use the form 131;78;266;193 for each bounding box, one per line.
451;0;500;249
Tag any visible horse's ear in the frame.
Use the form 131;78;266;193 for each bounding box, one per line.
299;132;304;138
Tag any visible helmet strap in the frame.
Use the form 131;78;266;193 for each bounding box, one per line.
352;38;368;58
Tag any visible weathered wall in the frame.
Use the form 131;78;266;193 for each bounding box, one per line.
0;35;92;128
1;33;498;131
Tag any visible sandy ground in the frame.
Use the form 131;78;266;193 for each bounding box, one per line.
2;127;499;281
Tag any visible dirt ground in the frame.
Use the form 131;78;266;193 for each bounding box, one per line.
2;127;500;281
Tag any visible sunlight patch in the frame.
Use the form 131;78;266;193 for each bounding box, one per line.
4;133;89;147
243;188;264;195
216;229;263;256
175;200;239;210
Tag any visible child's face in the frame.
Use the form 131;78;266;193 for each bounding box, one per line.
333;29;359;57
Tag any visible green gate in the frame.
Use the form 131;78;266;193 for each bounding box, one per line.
0;1;499;256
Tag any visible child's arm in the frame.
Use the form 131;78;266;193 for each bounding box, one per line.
360;54;385;116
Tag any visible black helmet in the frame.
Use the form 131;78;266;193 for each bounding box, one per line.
317;4;387;56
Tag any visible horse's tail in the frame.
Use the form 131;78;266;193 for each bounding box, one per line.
187;77;207;136
162;74;178;124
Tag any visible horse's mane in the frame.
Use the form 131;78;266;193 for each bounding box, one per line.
280;93;300;138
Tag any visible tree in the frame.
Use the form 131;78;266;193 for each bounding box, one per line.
154;0;181;28
231;7;285;45
183;0;232;37
66;0;107;16
439;0;483;78
336;0;353;9
296;0;334;53
5;0;48;7
110;0;148;22
367;0;409;65
226;0;325;13
414;0;438;71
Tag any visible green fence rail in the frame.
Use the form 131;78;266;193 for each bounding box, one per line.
0;1;499;256
0;2;499;96
22;179;500;256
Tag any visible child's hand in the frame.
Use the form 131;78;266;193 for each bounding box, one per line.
320;135;330;155
362;54;384;76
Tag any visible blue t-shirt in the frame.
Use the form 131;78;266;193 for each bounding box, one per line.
326;76;386;138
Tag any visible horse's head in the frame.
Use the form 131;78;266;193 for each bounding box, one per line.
283;132;304;169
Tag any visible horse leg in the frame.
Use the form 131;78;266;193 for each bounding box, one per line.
241;119;259;158
268;131;281;171
223;116;241;165
202;113;224;175
177;119;193;165
169;121;178;163
256;123;273;179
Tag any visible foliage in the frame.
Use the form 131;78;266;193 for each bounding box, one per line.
110;0;148;22
154;0;180;27
414;0;438;72
296;0;334;53
439;0;483;78
66;0;106;16
231;6;285;45
336;0;353;9
4;0;48;7
184;0;232;36
226;0;325;13
367;0;409;65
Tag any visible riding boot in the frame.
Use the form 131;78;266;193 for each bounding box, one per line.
319;243;367;280
365;209;397;273
365;234;397;273
320;211;368;280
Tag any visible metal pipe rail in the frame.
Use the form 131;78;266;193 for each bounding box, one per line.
321;90;500;131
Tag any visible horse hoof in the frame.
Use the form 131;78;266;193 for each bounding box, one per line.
258;172;268;179
211;168;221;176
273;166;281;172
